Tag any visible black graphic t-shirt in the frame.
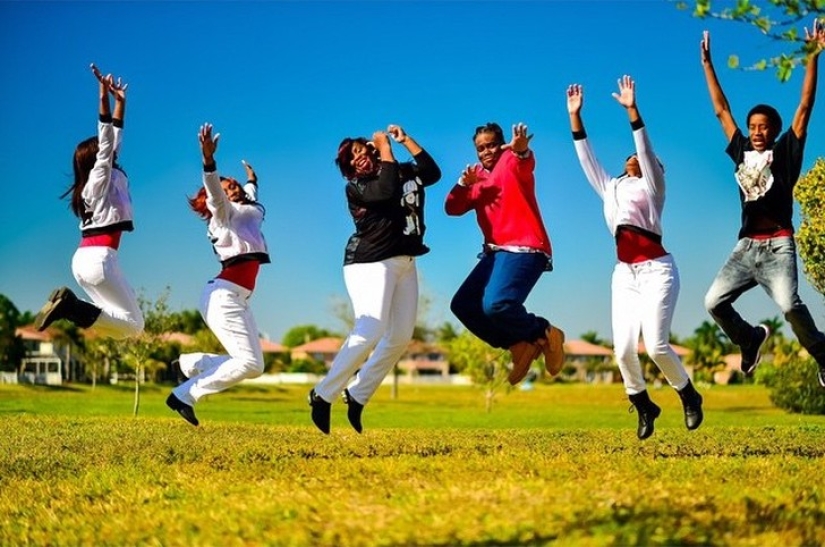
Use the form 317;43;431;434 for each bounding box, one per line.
726;128;805;238
343;150;441;265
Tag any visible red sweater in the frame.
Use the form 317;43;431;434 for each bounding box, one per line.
445;150;551;254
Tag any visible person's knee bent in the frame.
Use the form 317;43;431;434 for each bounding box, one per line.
703;290;721;315
350;316;386;348
238;357;265;380
482;297;516;323
615;345;638;368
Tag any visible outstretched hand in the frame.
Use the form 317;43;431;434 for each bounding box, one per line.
199;123;220;162
91;63;128;99
567;84;583;114
804;19;825;55
460;164;478;186
611;75;636;109
241;159;257;182
701;31;712;64
501;122;532;154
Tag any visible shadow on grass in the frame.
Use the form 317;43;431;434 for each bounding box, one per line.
721;406;773;412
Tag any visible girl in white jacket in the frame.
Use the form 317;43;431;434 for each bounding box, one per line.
35;64;144;339
166;124;270;426
567;76;703;440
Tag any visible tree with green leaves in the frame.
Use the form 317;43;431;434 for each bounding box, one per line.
282;324;336;348
794;157;825;294
445;331;512;413
0;294;25;372
120;290;175;416
680;0;825;81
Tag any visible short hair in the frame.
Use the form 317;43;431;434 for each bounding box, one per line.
473;122;504;144
746;104;782;135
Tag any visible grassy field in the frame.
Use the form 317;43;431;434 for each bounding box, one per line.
1;382;825;546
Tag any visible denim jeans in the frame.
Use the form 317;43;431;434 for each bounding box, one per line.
704;236;825;361
450;251;550;349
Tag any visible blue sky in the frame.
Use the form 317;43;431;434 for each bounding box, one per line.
1;1;824;344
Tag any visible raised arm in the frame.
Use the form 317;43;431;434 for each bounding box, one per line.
791;20;825;139
90;64;112;120
387;124;442;186
199;123;231;224
84;64;116;199
241;160;259;202
701;31;738;141
613;76;664;193
568;84;611;197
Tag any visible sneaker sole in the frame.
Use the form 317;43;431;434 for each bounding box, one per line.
34;287;69;331
741;325;770;375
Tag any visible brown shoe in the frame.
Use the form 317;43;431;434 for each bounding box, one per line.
507;340;542;385
539;325;566;376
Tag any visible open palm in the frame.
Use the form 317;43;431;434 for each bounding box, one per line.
612;75;636;108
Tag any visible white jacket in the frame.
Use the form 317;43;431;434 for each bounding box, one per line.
573;124;665;237
80;119;134;235
203;170;270;266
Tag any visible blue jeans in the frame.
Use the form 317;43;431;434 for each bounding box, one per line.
704;237;825;362
450;251;550;349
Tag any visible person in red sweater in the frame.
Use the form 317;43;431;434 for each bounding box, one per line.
446;122;564;384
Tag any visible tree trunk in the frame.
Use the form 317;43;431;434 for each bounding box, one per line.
133;365;141;417
391;363;398;400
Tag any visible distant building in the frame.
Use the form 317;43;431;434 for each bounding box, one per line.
15;326;63;386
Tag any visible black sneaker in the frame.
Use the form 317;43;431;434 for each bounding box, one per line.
817;365;825;389
166;393;199;426
34;287;75;331
342;389;364;434
740;324;770;375
308;389;331;434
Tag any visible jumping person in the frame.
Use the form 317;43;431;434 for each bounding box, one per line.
701;23;825;387
567;76;703;440
34;64;144;339
166;124;270;426
308;125;441;434
445;122;565;386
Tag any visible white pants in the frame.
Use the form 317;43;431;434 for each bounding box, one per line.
611;254;689;394
314;256;418;404
174;278;264;405
72;246;144;339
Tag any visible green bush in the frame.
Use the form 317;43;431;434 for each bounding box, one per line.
761;358;825;414
286;358;327;374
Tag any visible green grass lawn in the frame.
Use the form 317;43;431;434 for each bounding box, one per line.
1;382;824;546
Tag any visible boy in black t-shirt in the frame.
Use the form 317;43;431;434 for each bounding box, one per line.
700;23;825;387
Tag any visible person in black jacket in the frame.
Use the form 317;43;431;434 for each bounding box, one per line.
309;124;441;434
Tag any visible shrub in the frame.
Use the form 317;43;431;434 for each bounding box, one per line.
762;357;825;414
794;157;825;295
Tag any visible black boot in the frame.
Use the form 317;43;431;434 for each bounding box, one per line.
34;287;102;331
308;389;331;434
67;298;102;328
677;380;704;430
342;389;364;434
628;390;661;440
166;393;199;426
